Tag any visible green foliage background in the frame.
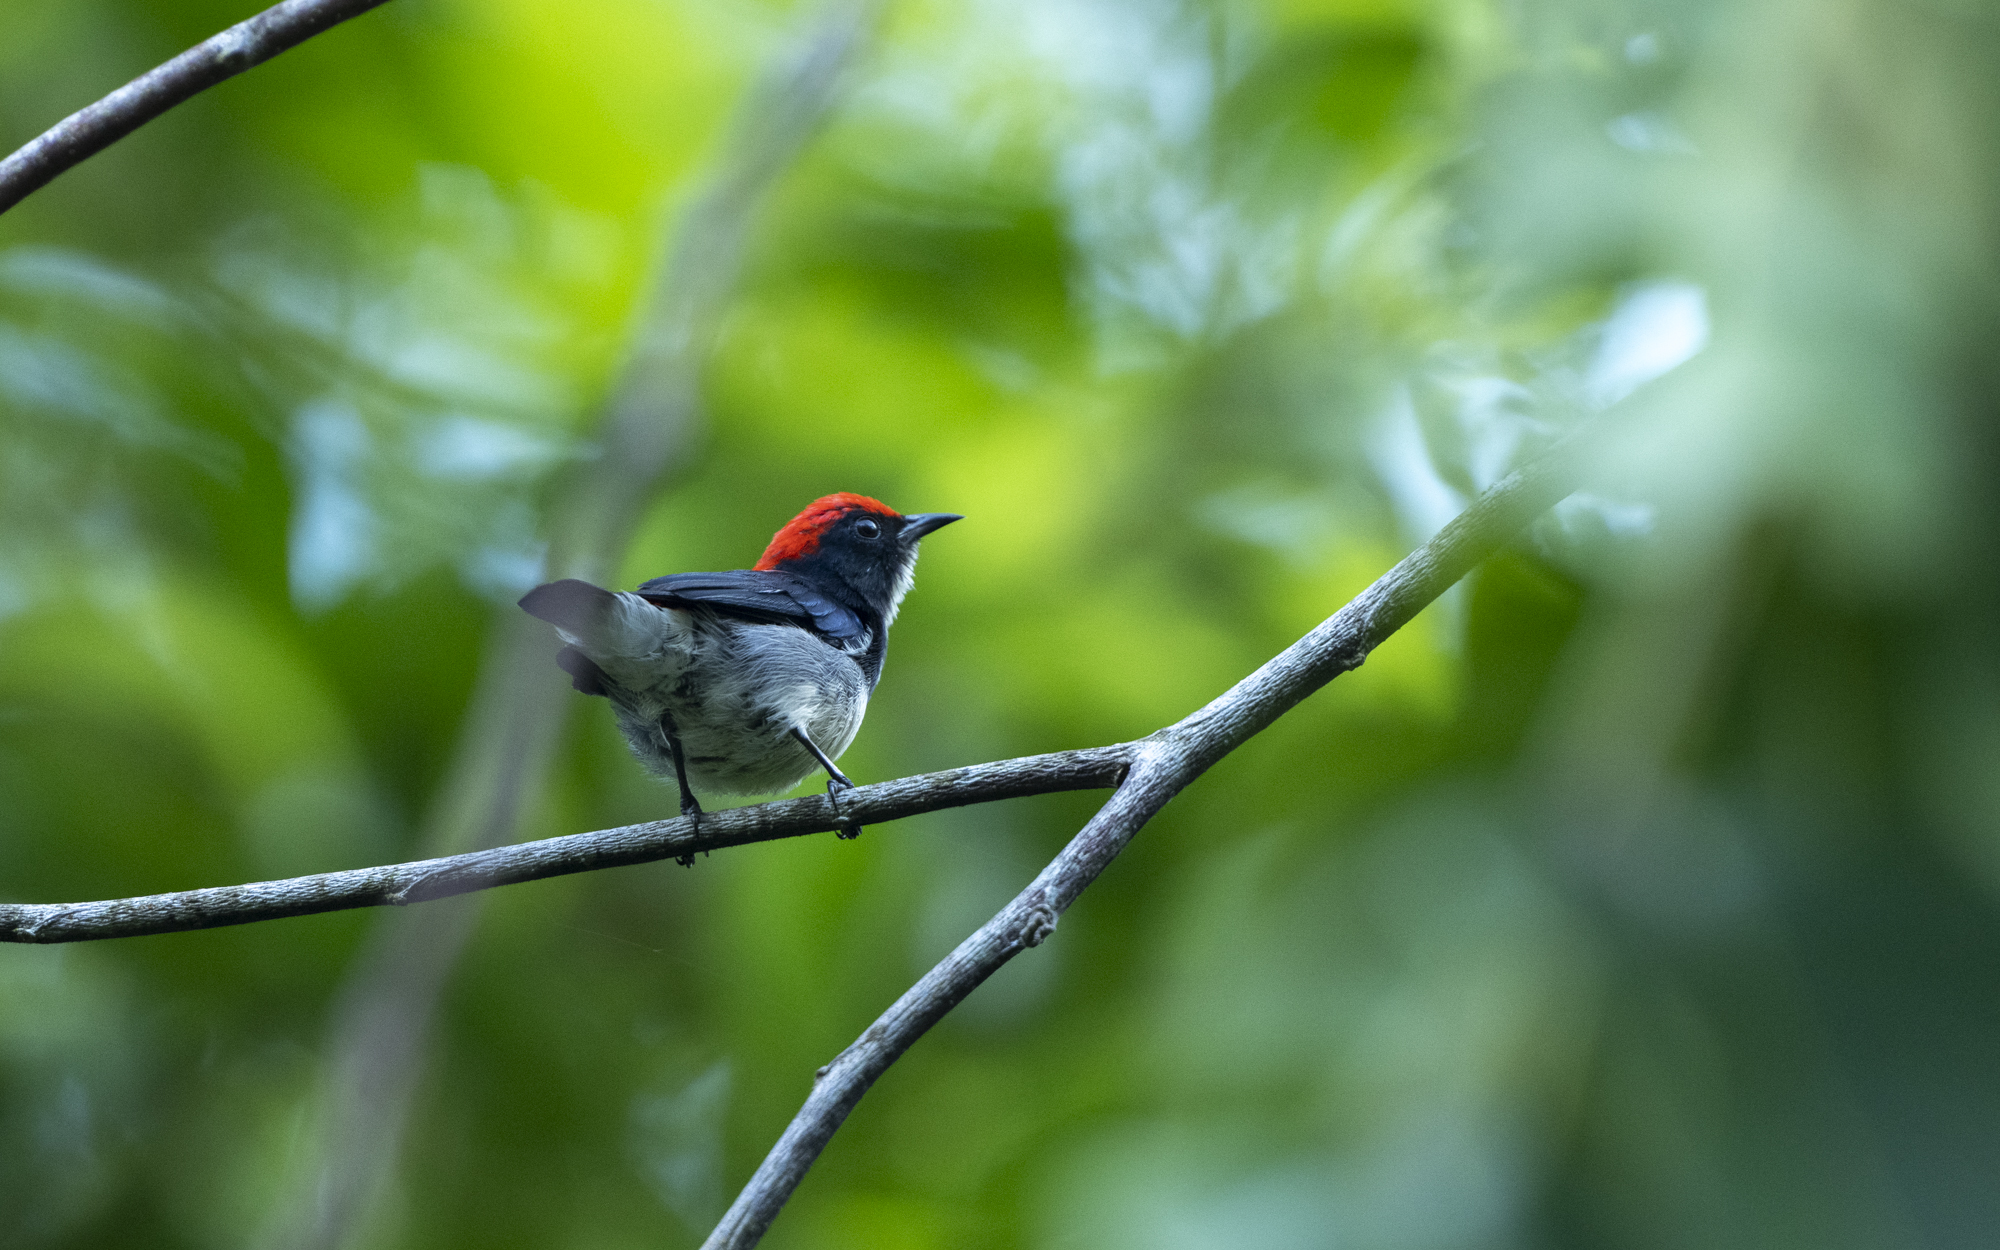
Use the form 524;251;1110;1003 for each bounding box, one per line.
3;0;1999;1246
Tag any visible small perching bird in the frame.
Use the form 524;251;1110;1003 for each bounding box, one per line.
519;494;960;840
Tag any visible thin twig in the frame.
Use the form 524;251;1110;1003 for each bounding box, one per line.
0;0;394;216
698;435;1588;1249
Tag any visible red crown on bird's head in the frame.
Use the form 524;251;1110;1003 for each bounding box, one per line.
754;493;900;570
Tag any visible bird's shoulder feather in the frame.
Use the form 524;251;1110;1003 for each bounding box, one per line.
635;569;868;649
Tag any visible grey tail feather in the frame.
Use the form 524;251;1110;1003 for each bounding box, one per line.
556;646;610;696
518;578;616;633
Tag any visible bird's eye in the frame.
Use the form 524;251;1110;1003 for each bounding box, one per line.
855;518;882;540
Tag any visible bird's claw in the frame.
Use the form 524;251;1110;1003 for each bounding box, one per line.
676;795;702;866
827;777;863;840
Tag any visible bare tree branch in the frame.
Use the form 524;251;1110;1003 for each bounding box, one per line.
0;747;1127;943
698;437;1588;1249
0;0;394;216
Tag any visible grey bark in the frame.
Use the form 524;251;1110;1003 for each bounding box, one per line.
0;0;395;215
0;747;1125;943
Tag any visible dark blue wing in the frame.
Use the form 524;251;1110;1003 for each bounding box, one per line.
635;570;867;649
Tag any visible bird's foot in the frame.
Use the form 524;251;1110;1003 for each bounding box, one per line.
827;776;863;840
676;793;703;866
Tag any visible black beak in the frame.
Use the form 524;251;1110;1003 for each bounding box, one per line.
900;512;963;541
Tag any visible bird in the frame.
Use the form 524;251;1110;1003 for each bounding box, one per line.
518;493;960;845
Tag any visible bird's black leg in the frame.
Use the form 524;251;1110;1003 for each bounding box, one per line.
791;727;862;840
791;727;855;792
658;713;702;866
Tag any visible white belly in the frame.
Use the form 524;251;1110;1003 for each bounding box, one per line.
564;598;870;798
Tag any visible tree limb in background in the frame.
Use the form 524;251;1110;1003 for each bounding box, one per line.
698;431;1587;1249
546;0;889;578
239;4;889;1247
0;0;396;216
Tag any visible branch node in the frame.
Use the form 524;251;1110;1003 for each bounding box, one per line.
387;872;444;906
1017;898;1059;949
212;29;255;68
